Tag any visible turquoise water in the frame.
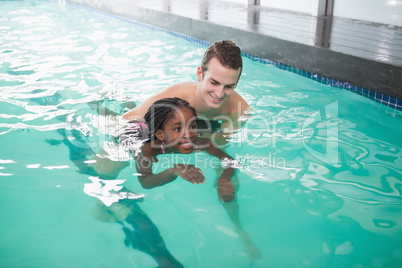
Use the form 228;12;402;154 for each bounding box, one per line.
1;0;402;267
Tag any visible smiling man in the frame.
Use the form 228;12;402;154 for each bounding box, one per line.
122;41;260;260
123;40;249;122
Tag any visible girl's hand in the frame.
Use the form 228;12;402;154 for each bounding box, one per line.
172;164;205;184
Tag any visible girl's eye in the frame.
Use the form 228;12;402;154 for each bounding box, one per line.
210;80;218;85
174;127;181;131
190;125;197;129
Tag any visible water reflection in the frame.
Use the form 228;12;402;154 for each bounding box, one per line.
47;116;184;268
1;2;402;265
233;101;402;265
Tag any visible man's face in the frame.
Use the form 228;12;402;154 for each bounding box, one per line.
197;57;241;110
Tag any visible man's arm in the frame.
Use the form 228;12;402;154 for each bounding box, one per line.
122;95;161;121
122;82;196;121
228;91;250;113
198;107;252;147
198;138;236;202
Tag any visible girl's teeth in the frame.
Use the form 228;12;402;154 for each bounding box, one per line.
181;143;192;148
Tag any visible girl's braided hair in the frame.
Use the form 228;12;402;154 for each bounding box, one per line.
144;97;197;141
120;97;197;148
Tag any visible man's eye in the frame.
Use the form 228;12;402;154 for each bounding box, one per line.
174;127;181;131
190;125;197;129
210;80;218;85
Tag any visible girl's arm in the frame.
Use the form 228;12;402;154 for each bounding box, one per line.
135;153;205;189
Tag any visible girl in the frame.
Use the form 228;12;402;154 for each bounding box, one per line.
94;97;259;261
121;97;236;202
123;97;260;260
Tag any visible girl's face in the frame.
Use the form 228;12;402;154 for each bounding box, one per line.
156;107;198;154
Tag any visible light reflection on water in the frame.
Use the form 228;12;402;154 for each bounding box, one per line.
0;0;402;267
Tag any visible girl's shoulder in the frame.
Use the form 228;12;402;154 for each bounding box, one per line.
138;142;159;162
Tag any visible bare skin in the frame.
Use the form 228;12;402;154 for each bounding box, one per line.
133;107;259;260
134;108;236;202
123;58;249;122
135;138;236;202
122;58;259;260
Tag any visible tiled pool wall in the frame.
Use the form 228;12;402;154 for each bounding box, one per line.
65;0;402;113
171;31;402;113
244;54;402;112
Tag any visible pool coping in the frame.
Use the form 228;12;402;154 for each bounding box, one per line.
65;0;402;112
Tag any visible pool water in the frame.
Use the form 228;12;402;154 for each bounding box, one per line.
1;0;402;267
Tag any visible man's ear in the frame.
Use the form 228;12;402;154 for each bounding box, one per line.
196;66;203;82
155;129;165;142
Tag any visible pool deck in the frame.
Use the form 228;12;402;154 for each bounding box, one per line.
66;0;402;100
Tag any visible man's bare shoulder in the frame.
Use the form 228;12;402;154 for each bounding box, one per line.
123;82;197;120
163;82;197;97
226;91;250;113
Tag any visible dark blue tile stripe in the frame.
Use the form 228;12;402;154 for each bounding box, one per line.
239;52;402;112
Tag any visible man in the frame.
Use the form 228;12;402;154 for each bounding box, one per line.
123;40;249;122
123;40;260;259
120;40;260;259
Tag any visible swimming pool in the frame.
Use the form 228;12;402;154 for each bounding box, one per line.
1;0;402;267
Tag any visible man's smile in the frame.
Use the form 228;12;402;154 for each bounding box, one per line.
209;93;225;103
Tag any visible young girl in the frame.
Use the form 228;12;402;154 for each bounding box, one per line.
92;97;259;261
123;97;260;261
121;97;236;202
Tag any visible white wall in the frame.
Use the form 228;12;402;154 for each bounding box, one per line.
214;0;402;27
333;0;402;27
260;0;316;14
256;0;402;26
228;0;245;3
